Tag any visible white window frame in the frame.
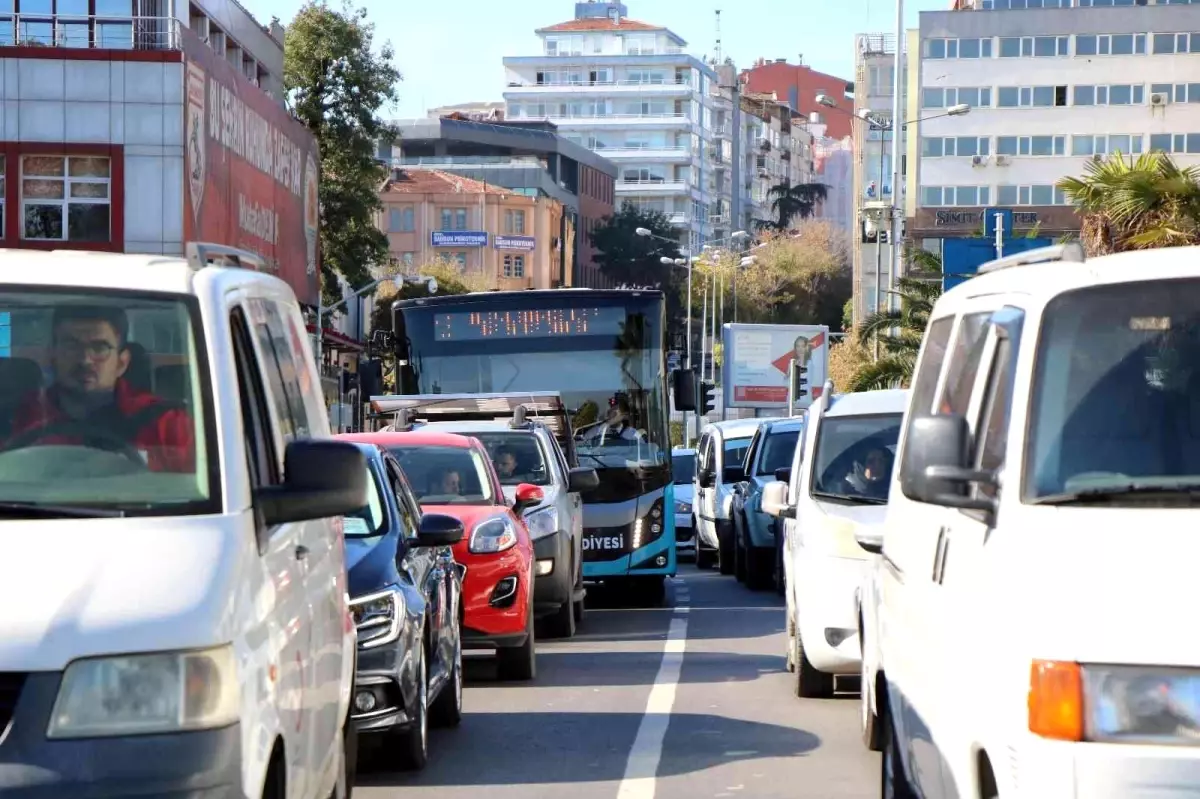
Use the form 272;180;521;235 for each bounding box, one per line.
502;254;526;278
20;154;111;243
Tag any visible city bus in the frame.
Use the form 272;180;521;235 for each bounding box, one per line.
389;289;678;601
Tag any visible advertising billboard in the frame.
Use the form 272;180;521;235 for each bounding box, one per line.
181;26;321;306
721;323;830;410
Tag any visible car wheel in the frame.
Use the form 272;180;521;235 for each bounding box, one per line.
328;715;355;798
546;558;577;639
696;545;715;570
785;612;797;673
642;575;666;607
746;546;773;591
794;630;834;698
861;654;881;751
773;525;786;596
734;518;748;584
497;603;536;681
881;707;919;799
396;650;429;770
430;632;463;728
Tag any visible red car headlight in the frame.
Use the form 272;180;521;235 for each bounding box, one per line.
469;516;518;554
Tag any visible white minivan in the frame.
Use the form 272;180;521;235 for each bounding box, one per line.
0;244;366;798
873;243;1200;798
695;418;771;572
763;386;907;698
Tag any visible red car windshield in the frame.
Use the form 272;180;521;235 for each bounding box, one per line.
386;445;496;505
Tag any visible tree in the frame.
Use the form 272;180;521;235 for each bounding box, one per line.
370;256;491;333
731;221;851;327
1057;151;1200;256
762;182;829;231
846;248;943;391
284;1;401;304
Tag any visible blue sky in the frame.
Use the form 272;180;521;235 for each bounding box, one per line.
253;0;949;117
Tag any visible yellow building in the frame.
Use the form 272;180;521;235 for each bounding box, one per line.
379;168;570;290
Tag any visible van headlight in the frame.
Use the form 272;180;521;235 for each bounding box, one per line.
47;645;239;738
470;516;518;553
524;506;559;540
350;588;404;649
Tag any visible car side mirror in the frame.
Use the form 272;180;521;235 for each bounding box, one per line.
568;466;600;492
762;480;794;519
257;441;368;527
698;466;715;488
513;482;545;515
672;368;697;412
855;527;884;555
900;414;997;515
415;512;465;547
774;467;791;484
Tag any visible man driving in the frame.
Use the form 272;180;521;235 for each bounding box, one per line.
495;448;518;480
439;469;462;495
844;446;893;500
6;305;193;472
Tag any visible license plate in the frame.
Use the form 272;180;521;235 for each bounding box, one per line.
583;533;625;553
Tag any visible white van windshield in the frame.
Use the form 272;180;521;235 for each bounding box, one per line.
1027;279;1200;502
810;414;902;504
0;290;217;515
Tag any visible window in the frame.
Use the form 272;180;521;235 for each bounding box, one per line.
975;309;1024;499
995;135;1066;156
1073;84;1145;106
21;155;110;242
922;86;992;109
920;186;991;207
907;316;954;419
1076;33;1146;56
983;0;1070;7
922;136;991;158
1150;82;1200;104
758;429;800;476
1148;133;1200;154
1071;134;1143;156
939;312;992;416
504;209;526;234
996;185;1069;205
450;252;467;268
245;298;312;449
999;35;1069;58
440;207;468;230
503;254;525;278
997;86;1067;108
1152;32;1200;55
925;37;993;59
385;444;496;504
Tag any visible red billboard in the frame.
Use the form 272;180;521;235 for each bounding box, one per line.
180;27;320;305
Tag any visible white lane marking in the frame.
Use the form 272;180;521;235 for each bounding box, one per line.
616;578;690;799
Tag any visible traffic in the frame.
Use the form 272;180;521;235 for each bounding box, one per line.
1;240;1197;798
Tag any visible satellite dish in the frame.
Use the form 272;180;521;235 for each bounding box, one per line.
426;277;439;294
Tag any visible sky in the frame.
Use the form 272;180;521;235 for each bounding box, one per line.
252;0;949;118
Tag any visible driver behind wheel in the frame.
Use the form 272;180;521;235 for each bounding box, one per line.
6;305;194;472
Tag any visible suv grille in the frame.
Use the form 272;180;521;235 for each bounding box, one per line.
0;673;26;732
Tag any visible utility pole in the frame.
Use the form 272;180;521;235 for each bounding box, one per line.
888;0;906;312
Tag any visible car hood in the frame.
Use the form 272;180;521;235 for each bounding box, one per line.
0;515;249;671
344;531;402;599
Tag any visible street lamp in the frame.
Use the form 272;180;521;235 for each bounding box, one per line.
315;272;438;370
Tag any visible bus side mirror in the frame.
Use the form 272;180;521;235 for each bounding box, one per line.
672;369;696;411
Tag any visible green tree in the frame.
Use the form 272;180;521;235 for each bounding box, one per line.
847;248;943;391
284;1;400;304
1057;151;1200;256
762;182;829;231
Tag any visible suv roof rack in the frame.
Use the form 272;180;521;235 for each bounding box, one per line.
976;242;1085;275
185;242;267;272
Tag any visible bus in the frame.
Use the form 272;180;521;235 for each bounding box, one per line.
389;289;677;600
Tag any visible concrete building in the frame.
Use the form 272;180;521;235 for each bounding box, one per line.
379;116;617;287
739;91;816;229
380;168;569;290
740;58;854;139
501;0;721;254
910;0;1200;245
0;0;318;304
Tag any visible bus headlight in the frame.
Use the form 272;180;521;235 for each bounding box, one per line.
47;646;239;738
524;506;559;540
633;498;666;549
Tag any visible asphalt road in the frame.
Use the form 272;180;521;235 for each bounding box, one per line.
354;562;879;799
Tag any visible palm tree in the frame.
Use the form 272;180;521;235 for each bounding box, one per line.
1057;151;1200;255
762;182;829;230
847;248;943;391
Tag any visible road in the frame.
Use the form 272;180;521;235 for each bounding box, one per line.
355;563;879;799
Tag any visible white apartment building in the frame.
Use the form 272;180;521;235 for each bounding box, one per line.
739;92;816;230
911;0;1200;245
502;0;720;252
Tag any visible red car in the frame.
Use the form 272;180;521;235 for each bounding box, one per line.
342;430;543;680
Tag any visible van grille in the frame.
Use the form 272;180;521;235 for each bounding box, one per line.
0;673;26;732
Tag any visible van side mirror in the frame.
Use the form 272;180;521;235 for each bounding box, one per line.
415;513;465;547
698;465;715;488
774;467;791;484
568;466;600;492
672;368;697;412
900;414;997;514
762;480;794;519
257;441;368;527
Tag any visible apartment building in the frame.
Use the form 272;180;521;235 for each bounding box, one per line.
910;0;1200;245
0;0;316;302
380;169;569;290
740;57;854;139
739;92;816;229
502;0;721;253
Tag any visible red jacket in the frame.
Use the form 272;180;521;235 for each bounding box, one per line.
8;379;195;473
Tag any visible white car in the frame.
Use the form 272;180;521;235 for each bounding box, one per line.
695;418;775;572
763;387;908;698
875;243;1200;797
0;244;365;798
672;447;697;558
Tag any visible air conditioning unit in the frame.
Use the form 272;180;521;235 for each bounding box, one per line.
995;154;1012;166
1150;92;1169;107
971;155;988;167
1091;153;1104;164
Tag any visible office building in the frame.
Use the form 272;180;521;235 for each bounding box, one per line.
380;116;617;287
740;57;854;139
502;0;721;253
909;0;1200;247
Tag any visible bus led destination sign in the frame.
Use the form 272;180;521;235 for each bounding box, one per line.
434;307;627;341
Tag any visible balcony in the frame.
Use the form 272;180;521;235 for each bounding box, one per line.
615;178;689;195
544;112;693;128
1;13;180;50
505;79;694;96
595;144;692;162
394;155;546;167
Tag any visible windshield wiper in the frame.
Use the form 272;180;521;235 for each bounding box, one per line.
811;491;887;506
1031;483;1200;506
0;501;126;518
576;452;611;469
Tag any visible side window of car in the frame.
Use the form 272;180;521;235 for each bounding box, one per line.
387;459;420;536
743;428;762;473
230;308;281;543
938;312;993;416
252;299;313;441
280;303;327;431
547;435;569;484
697;433;711;473
974;308;1026;499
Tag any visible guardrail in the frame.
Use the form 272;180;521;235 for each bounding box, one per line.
1;14;180;50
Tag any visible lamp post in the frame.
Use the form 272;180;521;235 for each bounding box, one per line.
315;273;439;372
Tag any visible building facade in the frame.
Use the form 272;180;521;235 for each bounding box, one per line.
910;0;1200;245
739;91;816;229
501;0;721;253
740;58;854;140
380;116;616;287
380;169;568;290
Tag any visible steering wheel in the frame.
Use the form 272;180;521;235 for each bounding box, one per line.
0;419;149;468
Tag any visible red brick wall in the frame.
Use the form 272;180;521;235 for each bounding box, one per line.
577;164;615;287
740;63;854;139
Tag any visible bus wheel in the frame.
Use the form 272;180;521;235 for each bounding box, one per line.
641;576;666;607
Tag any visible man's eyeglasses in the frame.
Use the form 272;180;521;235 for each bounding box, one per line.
56;338;118;359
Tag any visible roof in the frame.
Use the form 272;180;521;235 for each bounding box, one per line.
702;417;780;439
339;430;479;449
382;168;512;197
764;417;806;433
537;18;661;33
826;389;910;418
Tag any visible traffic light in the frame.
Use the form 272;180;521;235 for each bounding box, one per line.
878;229;890;244
792;364;809;399
699;380;717;415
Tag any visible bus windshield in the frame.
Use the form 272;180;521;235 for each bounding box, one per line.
394;292;669;501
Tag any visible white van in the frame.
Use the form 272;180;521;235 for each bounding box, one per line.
0;244;367;798
763;386;907;698
873;243;1200;798
695;418;772;572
